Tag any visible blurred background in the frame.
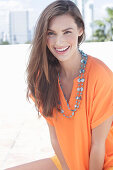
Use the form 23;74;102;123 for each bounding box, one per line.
0;0;113;44
0;0;113;169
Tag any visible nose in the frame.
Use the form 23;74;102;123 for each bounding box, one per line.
55;35;64;46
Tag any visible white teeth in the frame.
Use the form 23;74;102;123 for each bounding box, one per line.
56;46;69;52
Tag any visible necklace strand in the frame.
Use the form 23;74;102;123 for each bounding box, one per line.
58;50;88;118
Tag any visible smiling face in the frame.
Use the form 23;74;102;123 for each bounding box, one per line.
46;14;83;62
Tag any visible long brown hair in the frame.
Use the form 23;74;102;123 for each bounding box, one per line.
26;0;85;117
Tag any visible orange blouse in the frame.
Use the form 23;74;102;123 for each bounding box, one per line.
30;55;113;170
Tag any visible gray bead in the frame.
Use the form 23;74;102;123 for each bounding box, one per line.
61;109;64;113
81;59;87;64
77;88;80;91
78;78;81;82
72;112;74;116
76;96;81;100
77;87;83;91
80;69;85;73
81;78;85;82
71;109;76;111
78;78;85;83
67;103;69;107
81;87;83;91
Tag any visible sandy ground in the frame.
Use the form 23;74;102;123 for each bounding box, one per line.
0;42;113;169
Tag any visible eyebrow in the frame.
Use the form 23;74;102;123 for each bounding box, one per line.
47;28;73;32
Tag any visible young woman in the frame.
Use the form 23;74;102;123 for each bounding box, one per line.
6;0;113;170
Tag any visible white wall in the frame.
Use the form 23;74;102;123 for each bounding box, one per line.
0;42;113;119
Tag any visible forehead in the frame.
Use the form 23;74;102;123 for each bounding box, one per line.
48;14;77;30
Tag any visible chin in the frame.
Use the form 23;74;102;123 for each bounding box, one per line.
55;55;70;62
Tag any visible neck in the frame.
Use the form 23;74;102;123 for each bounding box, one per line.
59;49;81;80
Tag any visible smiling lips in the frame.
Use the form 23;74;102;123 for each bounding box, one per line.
55;46;70;54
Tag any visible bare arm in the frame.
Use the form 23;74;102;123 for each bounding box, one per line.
89;115;113;170
47;122;69;170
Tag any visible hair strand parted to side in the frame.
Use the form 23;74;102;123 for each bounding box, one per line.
26;0;85;117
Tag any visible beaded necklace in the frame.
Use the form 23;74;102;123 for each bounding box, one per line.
58;50;88;118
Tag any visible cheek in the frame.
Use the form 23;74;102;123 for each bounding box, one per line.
46;38;54;49
46;38;50;47
46;39;55;54
66;34;78;44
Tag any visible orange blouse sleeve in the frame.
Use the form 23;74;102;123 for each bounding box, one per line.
90;62;113;129
29;92;54;126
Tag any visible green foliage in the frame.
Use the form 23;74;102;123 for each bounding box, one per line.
0;41;10;45
25;41;31;44
92;7;113;42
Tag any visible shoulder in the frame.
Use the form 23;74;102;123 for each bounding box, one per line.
88;55;113;84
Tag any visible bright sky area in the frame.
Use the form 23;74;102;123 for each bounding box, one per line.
0;0;113;33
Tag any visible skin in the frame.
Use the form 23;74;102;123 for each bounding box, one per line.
47;14;83;102
5;158;58;170
47;14;113;170
47;14;83;81
5;14;113;170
